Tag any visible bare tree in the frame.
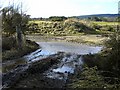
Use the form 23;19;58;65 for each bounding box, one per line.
1;1;30;50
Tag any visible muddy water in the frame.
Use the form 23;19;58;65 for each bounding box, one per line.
3;41;102;79
43;53;83;81
36;42;102;82
37;42;102;55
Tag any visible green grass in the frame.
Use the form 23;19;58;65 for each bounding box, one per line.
92;21;118;26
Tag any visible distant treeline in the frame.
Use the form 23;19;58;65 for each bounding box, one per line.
30;14;119;22
75;14;119;22
49;16;67;21
81;16;118;22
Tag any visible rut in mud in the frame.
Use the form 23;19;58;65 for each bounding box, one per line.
12;52;83;88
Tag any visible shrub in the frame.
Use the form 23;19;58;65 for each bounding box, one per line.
2;35;17;51
2;36;39;60
68;66;120;89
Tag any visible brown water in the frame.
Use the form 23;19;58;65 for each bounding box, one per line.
3;41;102;74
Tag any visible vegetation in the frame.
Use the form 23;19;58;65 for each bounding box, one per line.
26;18;117;36
104;29;120;74
1;1;119;89
68;66;120;89
2;6;30;35
67;27;120;89
2;35;39;60
49;16;67;21
1;4;39;60
77;14;118;22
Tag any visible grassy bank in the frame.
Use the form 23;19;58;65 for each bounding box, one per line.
2;35;39;61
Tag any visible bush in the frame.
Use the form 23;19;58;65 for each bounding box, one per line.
92;24;102;30
68;66;120;89
2;36;39;60
2;35;17;51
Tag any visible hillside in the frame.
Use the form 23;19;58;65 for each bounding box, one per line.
76;14;118;19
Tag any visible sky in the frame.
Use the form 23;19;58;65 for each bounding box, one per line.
1;0;119;18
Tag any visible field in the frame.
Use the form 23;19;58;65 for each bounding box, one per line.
92;21;118;26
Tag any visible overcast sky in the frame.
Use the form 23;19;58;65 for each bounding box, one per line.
1;0;119;18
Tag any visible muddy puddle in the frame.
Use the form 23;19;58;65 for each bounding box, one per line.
43;53;83;82
37;42;102;55
3;41;102;74
37;42;102;83
2;41;102;88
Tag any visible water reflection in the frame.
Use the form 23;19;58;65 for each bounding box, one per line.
53;65;74;74
37;42;102;55
3;41;102;74
44;53;83;81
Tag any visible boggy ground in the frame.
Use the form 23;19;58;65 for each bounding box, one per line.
2;34;105;89
2;52;64;88
13;73;66;88
2;52;84;89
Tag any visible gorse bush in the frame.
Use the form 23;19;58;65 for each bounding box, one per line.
27;19;95;35
104;31;120;75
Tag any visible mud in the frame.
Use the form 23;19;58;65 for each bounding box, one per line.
2;41;102;89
